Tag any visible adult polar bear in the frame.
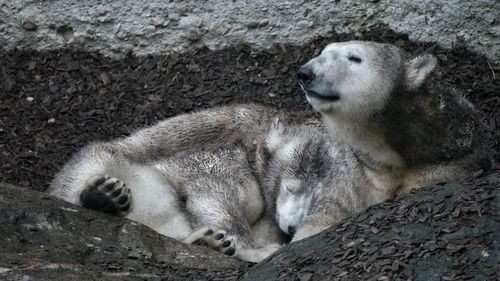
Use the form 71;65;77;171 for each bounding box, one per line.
48;41;490;262
297;41;490;195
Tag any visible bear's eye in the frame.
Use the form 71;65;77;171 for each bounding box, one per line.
285;185;298;194
348;55;362;63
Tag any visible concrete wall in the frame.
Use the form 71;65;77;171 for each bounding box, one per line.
1;0;498;62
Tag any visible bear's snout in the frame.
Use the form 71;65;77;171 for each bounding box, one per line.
297;66;315;86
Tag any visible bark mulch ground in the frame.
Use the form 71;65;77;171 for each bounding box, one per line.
0;29;499;192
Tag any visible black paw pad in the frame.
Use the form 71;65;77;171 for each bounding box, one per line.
112;187;123;197
102;181;116;192
81;175;131;215
214;233;224;240
204;229;214;236
222;240;231;248
121;204;130;212
224;248;235;256
93;176;107;186
80;189;113;212
118;196;128;205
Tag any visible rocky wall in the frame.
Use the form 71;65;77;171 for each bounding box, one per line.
1;0;499;62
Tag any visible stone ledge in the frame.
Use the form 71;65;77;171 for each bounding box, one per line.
1;0;498;63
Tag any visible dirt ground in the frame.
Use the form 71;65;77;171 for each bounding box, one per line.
0;29;499;192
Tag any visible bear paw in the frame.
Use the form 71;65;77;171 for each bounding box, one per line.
80;175;131;214
201;229;237;256
183;227;237;256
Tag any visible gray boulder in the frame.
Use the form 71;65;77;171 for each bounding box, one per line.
0;182;248;281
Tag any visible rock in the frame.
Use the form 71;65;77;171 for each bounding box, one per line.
242;174;500;281
21;19;37;31
1;0;498;63
1;173;498;280
185;29;201;42
0;183;248;281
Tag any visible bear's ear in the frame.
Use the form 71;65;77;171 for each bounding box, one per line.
404;54;437;91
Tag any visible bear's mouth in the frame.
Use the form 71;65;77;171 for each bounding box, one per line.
305;90;340;102
298;81;340;102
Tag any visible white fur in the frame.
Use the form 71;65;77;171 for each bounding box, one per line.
276;187;314;235
123;164;192;240
405;54;437;90
238;179;266;225
236;244;281;263
277;139;300;161
184;227;281;263
48;147;122;205
324;117;406;168
266;131;282;151
48;146;194;240
303;41;398;119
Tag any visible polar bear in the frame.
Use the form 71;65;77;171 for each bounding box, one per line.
48;41;491;262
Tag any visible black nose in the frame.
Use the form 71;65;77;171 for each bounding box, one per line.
297;67;315;85
288;226;296;236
